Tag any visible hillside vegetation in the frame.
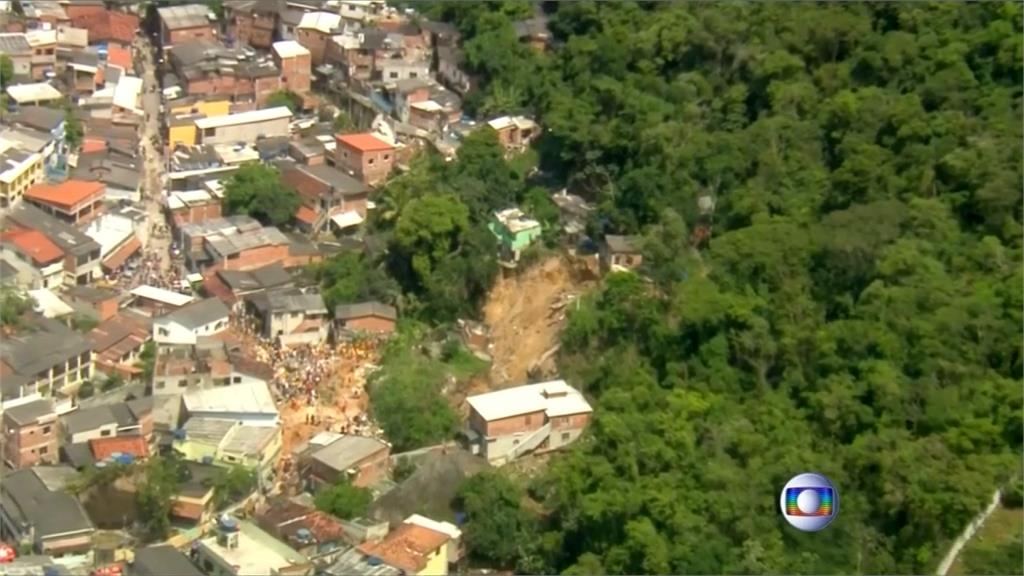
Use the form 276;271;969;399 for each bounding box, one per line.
416;2;1023;574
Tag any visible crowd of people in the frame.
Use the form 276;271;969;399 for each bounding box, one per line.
115;249;184;292
231;315;386;441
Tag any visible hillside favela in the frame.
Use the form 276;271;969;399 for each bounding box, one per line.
0;1;1020;576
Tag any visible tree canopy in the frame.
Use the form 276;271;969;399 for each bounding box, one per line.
0;55;13;92
314;251;399;312
0;287;30;327
222;163;302;227
418;2;1023;574
366;325;487;452
314;480;373;519
378;138;511;322
265;90;303;113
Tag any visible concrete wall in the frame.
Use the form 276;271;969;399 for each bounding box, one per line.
197;116;291;146
39;531;94;557
310;446;389;489
417;545;448;576
296;29;329;66
277;53;311;96
378;59;430;83
2;413;58;468
154;316;229;344
479;410;545;437
175;436;222;463
154;371;215;395
232;11;276;49
67;421;118;445
336;145;394;187
164;24;217;48
215;244;291;272
171;201;222;227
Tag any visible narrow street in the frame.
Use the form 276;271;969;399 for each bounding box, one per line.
133;34;171;275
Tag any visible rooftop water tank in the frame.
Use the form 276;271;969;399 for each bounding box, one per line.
218;514;239;532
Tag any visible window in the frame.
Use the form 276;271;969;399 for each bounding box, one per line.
367;158;375;165
178;379;188;388
383;154;390;160
156;381;165;389
389;71;399;79
101;430;112;437
233;376;241;384
38;446;48;455
561;432;571;441
409;72;418;78
158;328;169;337
513;439;520;446
42;426;51;434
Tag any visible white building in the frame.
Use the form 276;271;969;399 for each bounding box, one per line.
182;380;280;427
130;285;195;314
5;83;64;106
112;75;144;116
153;298;230;345
194;518;309;576
194;107;292;146
466;380;593;466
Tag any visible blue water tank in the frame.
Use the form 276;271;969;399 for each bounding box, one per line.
173;428;187;440
116;453;135;465
296;528;312;542
367;557;382;567
454;512;468;526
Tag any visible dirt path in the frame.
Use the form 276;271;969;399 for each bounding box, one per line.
482;255;590;388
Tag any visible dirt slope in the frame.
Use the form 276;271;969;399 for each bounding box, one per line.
482;255;589;388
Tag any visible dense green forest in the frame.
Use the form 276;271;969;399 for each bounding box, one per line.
394;2;1023;574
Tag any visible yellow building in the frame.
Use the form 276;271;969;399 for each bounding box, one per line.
0;144;43;208
173;417;282;483
167;97;232;149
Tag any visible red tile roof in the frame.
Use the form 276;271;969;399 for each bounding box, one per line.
107;45;132;72
357;523;450;574
81;139;108;154
70;10;139;44
65;4;105;20
89;435;149;461
295;205;317;224
336;133;394;153
0;229;64;265
101;236;141;271
25;180;105;210
280;510;348;545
